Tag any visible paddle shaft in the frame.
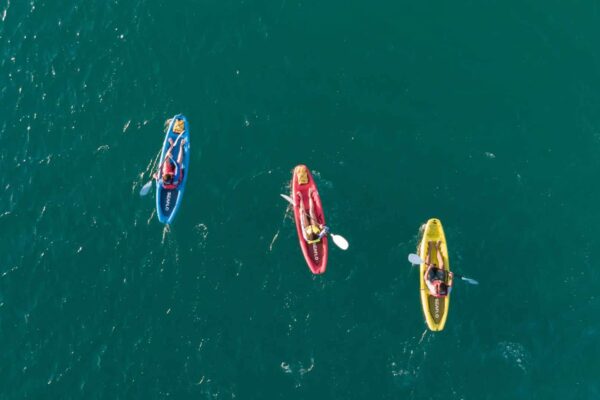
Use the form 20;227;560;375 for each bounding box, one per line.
409;253;477;284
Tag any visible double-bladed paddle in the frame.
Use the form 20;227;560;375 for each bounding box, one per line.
408;253;479;285
280;193;349;250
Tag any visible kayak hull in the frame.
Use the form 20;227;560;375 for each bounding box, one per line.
291;165;328;274
418;218;451;331
156;114;190;225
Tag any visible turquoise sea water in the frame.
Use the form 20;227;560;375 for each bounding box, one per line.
2;0;600;398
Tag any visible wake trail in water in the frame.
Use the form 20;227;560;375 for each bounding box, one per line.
231;167;283;191
280;356;315;388
1;265;19;279
417;328;428;345
390;330;431;390
136;149;162;195
161;224;170;244
137;151;162;224
268;198;293;252
194;223;209;251
146;150;161;177
268;231;279;252
146;209;156;225
1;0;9;22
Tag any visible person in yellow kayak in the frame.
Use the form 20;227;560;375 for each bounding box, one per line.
297;188;330;244
424;240;453;297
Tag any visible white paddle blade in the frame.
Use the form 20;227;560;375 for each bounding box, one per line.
330;233;349;250
408;253;424;265
461;277;479;285
280;193;295;206
139;180;153;196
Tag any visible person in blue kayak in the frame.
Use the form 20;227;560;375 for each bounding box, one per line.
154;137;186;190
297;188;330;244
424;241;453;298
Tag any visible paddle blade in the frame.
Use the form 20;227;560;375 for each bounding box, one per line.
408;253;424;265
139;180;153;196
280;193;295;206
460;277;479;285
330;233;349;250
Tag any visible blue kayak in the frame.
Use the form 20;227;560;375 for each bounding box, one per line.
155;114;190;224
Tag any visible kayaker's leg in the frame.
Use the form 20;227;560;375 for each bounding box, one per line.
298;192;311;230
164;138;176;160
436;240;445;269
426;241;434;266
157;139;177;176
177;139;186;165
308;188;319;225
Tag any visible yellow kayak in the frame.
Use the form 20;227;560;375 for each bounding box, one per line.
418;218;451;331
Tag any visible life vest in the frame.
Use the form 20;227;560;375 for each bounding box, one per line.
305;225;321;244
163;159;176;175
163;170;183;189
426;266;450;298
161;159;183;190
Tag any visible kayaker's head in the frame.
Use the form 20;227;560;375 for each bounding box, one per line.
305;224;321;240
162;172;174;183
296;166;309;185
434;281;449;296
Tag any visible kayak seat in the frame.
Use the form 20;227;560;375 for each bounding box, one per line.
296;166;309;185
173;119;185;134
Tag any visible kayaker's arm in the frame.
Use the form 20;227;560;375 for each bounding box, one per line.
447;272;454;287
318;226;330;239
425;275;437;294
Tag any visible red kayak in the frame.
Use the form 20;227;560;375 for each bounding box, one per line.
291;165;328;274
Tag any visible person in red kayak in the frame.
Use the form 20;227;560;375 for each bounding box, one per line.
424;240;453;297
297;188;330;244
154;137;186;189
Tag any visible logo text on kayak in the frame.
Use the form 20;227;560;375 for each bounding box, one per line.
165;192;172;211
